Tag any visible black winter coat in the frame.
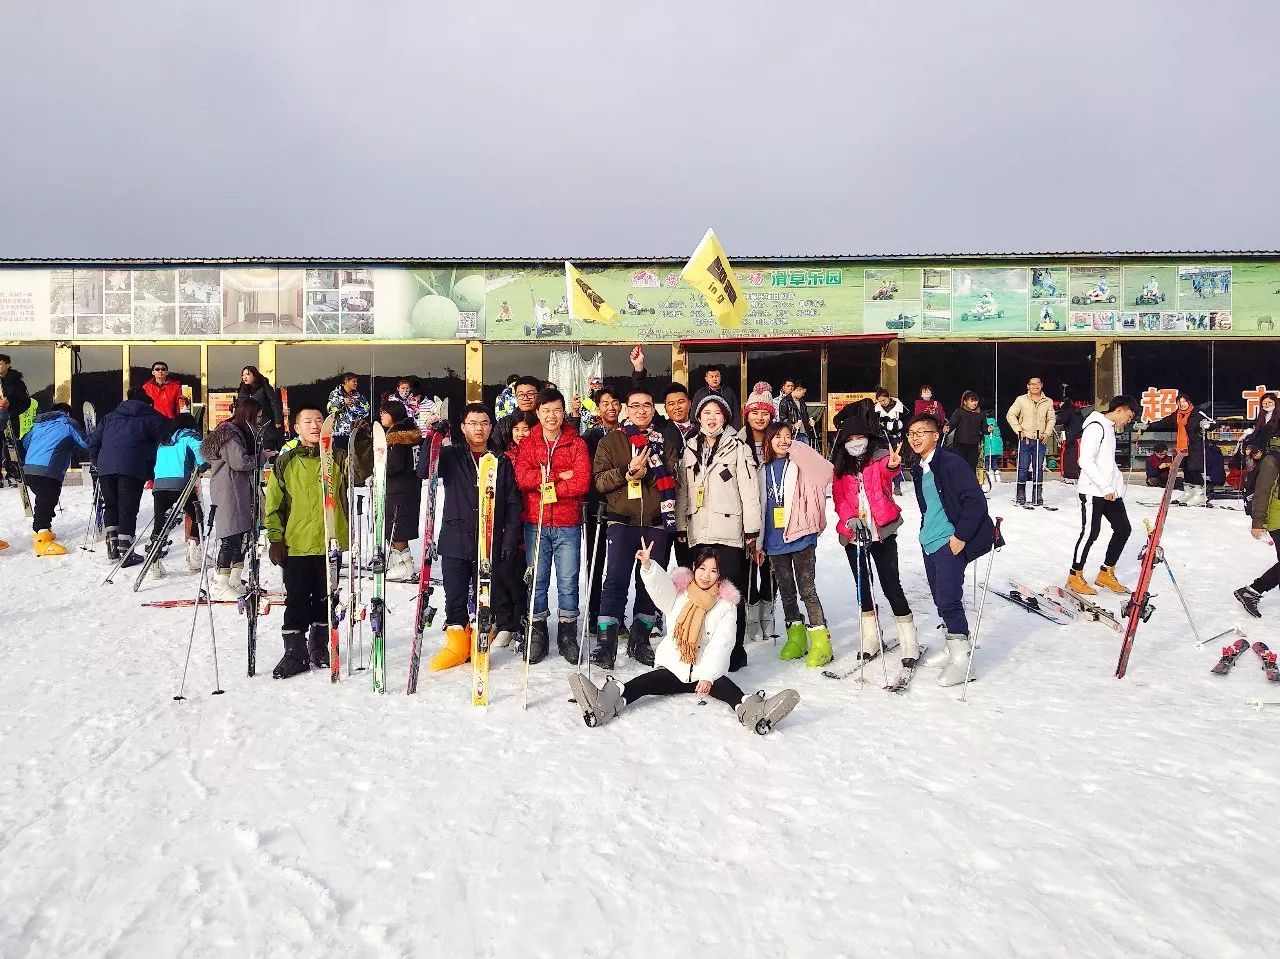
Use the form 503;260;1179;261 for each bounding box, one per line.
234;379;284;428
436;442;522;561
946;407;987;446
88;398;171;479
1055;402;1086;442
0;367;30;417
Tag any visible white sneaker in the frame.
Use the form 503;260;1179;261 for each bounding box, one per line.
185;540;203;571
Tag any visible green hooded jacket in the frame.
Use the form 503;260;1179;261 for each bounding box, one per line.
265;434;372;555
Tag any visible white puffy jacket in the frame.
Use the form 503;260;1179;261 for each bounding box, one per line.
1077;411;1124;499
639;562;740;683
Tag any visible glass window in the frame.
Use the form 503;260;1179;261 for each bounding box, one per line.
745;347;820;400
72;345;125;420
0;345;56;414
209;346;261;392
897;342;997;436
685;346;742;409
129;346;201;410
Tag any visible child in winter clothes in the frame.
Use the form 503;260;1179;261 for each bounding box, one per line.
202;400;260;600
150;412;206;571
569;541;800;734
760;422;835;668
983;411;1004;483
379;399;424;582
19;403;90;555
831;399;917;668
265;405;371;678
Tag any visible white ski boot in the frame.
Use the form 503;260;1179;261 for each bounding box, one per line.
736;689;801;735
937;633;973;687
895;614;919;664
858;611;882;661
743;602;763;643
568;673;624;727
185;540;202;571
386;547;417;582
226;563;248;596
209;569;242;601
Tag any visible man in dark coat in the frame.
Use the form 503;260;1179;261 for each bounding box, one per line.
87;389;171;561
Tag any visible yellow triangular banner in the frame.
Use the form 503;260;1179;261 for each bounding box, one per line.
565;262;620;326
680;228;748;329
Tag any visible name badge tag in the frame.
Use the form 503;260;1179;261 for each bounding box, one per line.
628;478;643;499
541;481;558;505
772;505;785;529
694;486;705;509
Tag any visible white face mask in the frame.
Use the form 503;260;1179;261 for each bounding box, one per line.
845;438;869;456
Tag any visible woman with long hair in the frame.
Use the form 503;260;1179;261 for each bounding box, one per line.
201;398;262;599
741;390;779;645
150;411;206;571
234;365;284;451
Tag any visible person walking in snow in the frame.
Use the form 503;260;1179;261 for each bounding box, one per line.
1006;376;1055;507
426;403;523;671
202;399;261;600
1066;396;1139;596
905;413;998;687
741;391;779;647
568;539;800;734
88;389;170;565
326;372;370;438
19;403;91;556
265;405;371;678
944;390;987;473
676;394;762;672
151;411;207;572
760;421;834;667
831;399;918;670
379;399;425;583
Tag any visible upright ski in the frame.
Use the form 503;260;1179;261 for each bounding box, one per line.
472;452;498;707
319;413;342;682
369;422;389;693
407;428;446;694
1115;452;1185;678
241;426;266;676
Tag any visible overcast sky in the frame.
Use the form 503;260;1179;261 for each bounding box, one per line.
2;0;1278;260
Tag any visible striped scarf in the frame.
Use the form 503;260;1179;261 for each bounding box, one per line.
625;423;676;531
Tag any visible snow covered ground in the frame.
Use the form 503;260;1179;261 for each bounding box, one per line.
1;476;1276;958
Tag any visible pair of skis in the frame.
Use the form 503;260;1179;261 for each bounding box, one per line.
1212;639;1279;681
992;583;1074;625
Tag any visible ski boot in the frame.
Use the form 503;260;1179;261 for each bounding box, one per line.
591;621;619;670
33;529;66;557
492;628;515;648
858;611;882;662
1066;569;1097;596
568;673;624;728
428;624;471;671
209;570;241;601
627;616;657;666
527;619;550;665
557;618;580;664
272;630;311;679
743;602;763;644
895;614;919;666
185;540;203;571
118;534;143;568
386;547;417;582
227;564;248;596
779;621;807;660
1235;585;1262;619
306;623;330;669
1094;566;1131;595
104;526;120;561
805;625;833;668
736;689;800;735
937;633;974;687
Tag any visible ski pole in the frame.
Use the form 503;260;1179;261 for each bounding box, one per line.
854;541;867;688
103;515;157;585
862;536;891;687
577;503;605;681
1144;517;1202;646
176;506;221;700
1196;625;1245;651
522;478;548;711
961;516;1002;703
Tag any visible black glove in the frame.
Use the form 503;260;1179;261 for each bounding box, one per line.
269;541;288;567
198;463;212;475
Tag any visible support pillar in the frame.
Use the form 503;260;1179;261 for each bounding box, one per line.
880;338;900;396
465;340;483;402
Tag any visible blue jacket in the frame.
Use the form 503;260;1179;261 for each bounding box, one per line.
153;427;206;491
88;399;171;480
20;411;90;481
911;446;998;561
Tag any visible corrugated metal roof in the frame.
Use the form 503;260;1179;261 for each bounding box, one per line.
0;250;1278;267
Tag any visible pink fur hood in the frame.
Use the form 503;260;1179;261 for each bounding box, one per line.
670;567;742;604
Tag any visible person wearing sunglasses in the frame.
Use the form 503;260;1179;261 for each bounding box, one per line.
142;362;184;420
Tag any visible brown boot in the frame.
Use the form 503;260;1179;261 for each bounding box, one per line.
1066;569;1097;596
1095;565;1131;594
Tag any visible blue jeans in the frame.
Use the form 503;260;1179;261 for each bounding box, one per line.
524;523;581;621
923;543;970;634
1016;438;1046;487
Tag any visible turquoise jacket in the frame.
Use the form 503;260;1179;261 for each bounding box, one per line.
153;427;206;491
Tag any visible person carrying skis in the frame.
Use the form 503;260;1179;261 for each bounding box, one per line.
741;390;778;646
513;388;591;665
1066;396;1139;596
0;353;31;486
142;360;184;419
591;384;680;669
151;411;207;572
1006;376;1055;507
944;390;986;473
675;394;761;672
326;372;370;438
568;539;800;734
759;421;834;667
905;413;998;686
19;402;90;556
831;399;917;670
202;399;261;600
264;405;371;678
88;389;170;564
379;399;425;583
581;385;623;651
426;403;523;671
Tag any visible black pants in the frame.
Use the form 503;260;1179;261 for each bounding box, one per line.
282;554;329;634
583;512;607;628
1062;440;1081;480
1251;534;1280;594
672;535;692;570
844;535;912;616
491;546;526;633
26;474;62;532
100;474;145;536
216;534;247;568
694;542;747;650
1071;495;1132;570
954;442;980;472
621;668;745;708
152;488;203;542
442;555;475;629
747;555;774;604
601;524;670;624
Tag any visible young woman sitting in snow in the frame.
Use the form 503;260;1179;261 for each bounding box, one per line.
569;539;800;735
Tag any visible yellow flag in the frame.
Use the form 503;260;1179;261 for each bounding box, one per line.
681;228;748;328
564;262;619;326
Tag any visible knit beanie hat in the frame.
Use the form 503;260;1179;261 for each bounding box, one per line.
744;384;775;420
695;393;733;422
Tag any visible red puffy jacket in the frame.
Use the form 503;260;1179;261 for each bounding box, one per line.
144;379;184;419
514;425;591;527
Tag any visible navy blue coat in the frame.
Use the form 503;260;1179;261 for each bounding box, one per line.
910;446;998;561
88;399;171;480
432;443;523;561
